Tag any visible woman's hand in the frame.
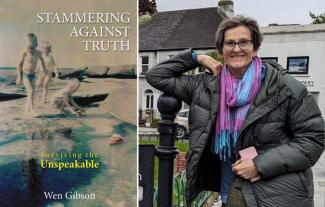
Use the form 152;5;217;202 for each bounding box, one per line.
197;55;223;75
232;159;261;182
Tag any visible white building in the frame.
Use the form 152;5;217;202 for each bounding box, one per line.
258;24;325;115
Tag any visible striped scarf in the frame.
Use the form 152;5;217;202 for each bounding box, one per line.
213;57;262;160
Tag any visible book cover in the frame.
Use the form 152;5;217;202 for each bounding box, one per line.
0;1;137;206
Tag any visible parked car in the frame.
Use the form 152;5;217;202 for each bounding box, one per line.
175;109;189;139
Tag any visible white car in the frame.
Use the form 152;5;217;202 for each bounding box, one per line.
175;109;189;139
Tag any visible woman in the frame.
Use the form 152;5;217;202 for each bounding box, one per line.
146;15;324;207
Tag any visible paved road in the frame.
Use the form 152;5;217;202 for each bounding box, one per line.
139;127;189;141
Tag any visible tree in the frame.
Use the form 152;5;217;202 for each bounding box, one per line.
309;12;325;24
195;50;224;74
205;50;224;64
139;0;157;16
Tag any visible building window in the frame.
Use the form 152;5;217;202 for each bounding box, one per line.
141;56;149;75
145;89;154;108
198;65;205;73
185;70;196;75
287;56;309;74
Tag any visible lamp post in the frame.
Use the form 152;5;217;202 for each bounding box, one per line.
156;94;182;207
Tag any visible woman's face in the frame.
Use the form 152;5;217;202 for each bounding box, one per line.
222;25;257;75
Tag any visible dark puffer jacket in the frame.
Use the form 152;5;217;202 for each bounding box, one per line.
146;49;324;206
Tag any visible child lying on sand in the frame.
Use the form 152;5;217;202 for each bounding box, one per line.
51;78;84;117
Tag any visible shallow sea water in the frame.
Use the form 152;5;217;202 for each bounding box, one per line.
0;115;137;207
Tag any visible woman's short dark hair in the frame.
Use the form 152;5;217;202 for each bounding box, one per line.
215;15;263;54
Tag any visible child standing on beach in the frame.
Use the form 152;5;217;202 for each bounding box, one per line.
51;78;84;117
16;33;47;116
36;40;59;103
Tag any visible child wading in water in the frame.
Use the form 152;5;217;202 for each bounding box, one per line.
16;33;47;116
51;78;84;117
36;40;59;103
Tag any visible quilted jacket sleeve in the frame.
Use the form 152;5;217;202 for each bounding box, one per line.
145;49;200;105
254;75;325;179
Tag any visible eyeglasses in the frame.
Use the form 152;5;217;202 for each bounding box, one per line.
223;40;252;51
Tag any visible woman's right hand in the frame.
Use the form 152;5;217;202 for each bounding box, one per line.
232;159;261;182
197;54;223;75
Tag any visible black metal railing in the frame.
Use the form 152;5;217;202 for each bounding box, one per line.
155;94;182;207
139;94;216;207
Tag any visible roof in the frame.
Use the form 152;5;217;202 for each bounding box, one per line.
260;23;325;34
139;7;224;51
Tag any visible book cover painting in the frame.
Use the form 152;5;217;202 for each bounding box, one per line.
0;0;137;206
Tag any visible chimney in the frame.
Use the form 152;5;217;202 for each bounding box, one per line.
218;0;234;17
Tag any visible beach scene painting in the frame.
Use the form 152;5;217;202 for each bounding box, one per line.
0;1;137;207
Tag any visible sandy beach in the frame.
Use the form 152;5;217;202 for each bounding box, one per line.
0;77;136;133
101;78;137;125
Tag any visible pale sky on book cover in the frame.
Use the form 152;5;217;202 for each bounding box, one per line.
0;0;136;68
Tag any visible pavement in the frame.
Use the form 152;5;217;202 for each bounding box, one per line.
139;127;189;141
138;127;159;141
139;127;158;133
139;127;325;207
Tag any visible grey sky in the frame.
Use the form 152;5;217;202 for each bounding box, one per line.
156;0;325;26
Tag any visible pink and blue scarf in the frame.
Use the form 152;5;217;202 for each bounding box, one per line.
213;57;263;160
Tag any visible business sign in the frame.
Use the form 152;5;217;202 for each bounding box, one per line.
300;80;314;86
